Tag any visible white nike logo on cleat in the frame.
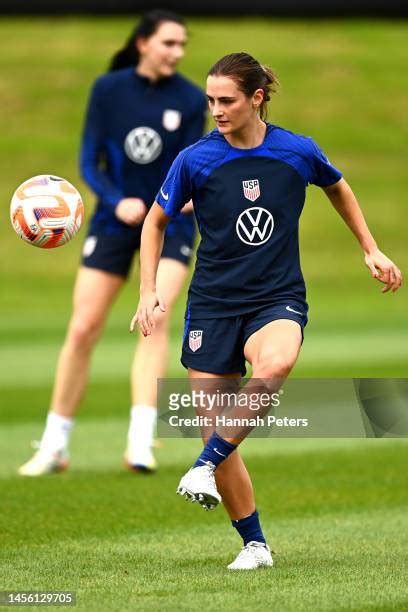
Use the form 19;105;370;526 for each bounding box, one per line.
286;305;303;316
160;188;169;201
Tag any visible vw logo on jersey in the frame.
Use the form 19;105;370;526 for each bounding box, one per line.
236;207;274;246
242;179;261;202
124;127;163;164
162;109;182;132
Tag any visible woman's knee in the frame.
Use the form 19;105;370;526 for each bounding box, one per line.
153;307;171;334
252;353;294;383
67;314;103;350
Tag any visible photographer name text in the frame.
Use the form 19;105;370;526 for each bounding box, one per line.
167;415;308;428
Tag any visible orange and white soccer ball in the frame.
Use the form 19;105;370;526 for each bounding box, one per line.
10;175;84;248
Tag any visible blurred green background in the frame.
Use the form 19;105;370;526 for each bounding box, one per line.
0;18;407;611
1;19;407;420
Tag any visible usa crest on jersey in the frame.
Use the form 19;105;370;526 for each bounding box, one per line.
162;109;182;132
189;330;203;352
242;179;260;202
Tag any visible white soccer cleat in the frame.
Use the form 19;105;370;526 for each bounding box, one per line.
177;462;221;510
124;444;157;473
227;541;273;570
18;446;69;477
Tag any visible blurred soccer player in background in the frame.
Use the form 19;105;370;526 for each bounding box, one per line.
19;10;207;476
132;52;402;569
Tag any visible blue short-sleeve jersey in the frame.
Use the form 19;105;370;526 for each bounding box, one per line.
80;67;207;236
156;124;342;317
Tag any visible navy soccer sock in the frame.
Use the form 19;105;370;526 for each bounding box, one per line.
232;510;266;546
193;431;237;469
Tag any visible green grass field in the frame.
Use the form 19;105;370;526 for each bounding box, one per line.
1;433;408;610
0;17;407;611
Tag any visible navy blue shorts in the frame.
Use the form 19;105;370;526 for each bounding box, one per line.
181;301;308;376
81;219;195;277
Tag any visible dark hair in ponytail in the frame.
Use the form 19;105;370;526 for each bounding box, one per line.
208;52;279;119
109;9;185;72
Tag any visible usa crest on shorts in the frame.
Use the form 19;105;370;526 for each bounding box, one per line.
189;330;203;352
242;179;260;202
82;235;98;257
162;109;182;132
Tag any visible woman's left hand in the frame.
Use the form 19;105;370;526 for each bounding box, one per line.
364;248;403;293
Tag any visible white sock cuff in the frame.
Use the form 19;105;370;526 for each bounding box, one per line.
46;411;74;430
40;411;74;453
128;405;157;446
130;405;157;422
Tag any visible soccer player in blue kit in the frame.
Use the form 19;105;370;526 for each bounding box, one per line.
18;10;207;476
132;53;402;569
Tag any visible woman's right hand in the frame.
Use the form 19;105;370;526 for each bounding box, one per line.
130;290;166;337
115;198;147;225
